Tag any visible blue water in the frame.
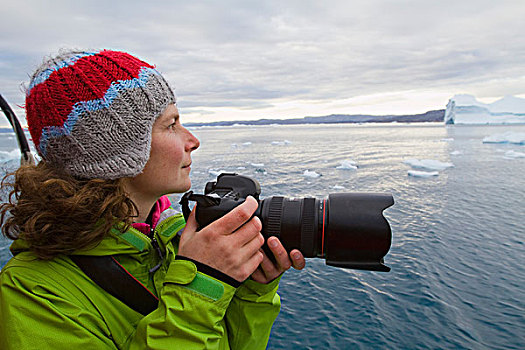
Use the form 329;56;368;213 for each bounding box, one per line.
1;123;524;349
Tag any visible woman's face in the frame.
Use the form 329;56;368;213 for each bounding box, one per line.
125;104;200;202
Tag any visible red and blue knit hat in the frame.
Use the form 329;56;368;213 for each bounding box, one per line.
25;49;175;179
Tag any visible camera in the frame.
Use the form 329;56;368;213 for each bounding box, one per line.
180;173;394;271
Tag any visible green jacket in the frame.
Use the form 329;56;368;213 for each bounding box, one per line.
0;206;281;349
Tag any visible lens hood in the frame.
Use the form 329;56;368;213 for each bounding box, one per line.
324;193;394;271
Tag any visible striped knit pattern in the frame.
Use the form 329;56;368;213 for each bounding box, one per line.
25;50;175;179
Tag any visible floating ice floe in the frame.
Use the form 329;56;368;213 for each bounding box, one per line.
504;150;525;159
403;159;454;171
250;163;264;167
303;170;321;178
450;150;462;156
271;140;292;146
332;185;346;190
208;169;225;176
231;143;238;148
242;142;252;146
237;166;246;170
482;132;525;145
408;170;439;178
336;160;358;170
440;138;454;142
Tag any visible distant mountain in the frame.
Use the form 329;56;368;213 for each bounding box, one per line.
185;109;445;127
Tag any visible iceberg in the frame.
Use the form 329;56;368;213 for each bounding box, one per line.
403;159;454;171
482;132;525;145
408;170;439;177
336;160;358;170
303;170;321;178
444;94;525;125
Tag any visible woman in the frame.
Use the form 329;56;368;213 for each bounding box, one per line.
0;50;305;349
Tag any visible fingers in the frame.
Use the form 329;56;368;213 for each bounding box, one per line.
251;266;271;284
233;216;263;247
259;238;306;279
251;266;267;283
207;196;259;235
257;250;276;281
267;236;291;271
246;250;265;278
252;237;291;283
233;250;264;282
289;249;306;270
232;229;264;264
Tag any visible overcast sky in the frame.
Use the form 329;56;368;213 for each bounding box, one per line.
1;0;524;126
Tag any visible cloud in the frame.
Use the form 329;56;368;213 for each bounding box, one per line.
1;0;524;125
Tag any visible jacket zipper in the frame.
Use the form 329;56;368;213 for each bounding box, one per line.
149;227;164;273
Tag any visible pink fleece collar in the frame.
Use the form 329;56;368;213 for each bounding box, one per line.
132;196;172;235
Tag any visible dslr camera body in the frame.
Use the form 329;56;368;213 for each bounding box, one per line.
180;173;394;272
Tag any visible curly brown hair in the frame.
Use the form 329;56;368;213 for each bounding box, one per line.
0;161;137;260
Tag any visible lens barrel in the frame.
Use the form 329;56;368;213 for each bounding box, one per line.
260;197;321;258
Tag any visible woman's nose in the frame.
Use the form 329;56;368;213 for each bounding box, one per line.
185;128;200;151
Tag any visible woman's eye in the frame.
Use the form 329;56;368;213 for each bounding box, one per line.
168;120;178;129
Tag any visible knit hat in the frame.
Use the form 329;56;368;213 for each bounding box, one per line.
25;49;175;179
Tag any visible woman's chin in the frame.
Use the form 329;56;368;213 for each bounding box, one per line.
175;179;192;194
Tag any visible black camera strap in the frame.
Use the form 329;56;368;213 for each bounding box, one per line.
179;191;194;222
179;191;222;222
70;255;159;315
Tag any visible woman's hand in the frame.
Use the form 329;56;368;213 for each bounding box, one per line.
251;236;306;284
178;196;265;282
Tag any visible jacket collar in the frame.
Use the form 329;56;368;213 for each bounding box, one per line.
132;196;172;236
10;196;186;257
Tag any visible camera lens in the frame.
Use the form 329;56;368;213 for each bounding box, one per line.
258;193;394;272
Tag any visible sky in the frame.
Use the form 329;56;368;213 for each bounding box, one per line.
1;0;525;126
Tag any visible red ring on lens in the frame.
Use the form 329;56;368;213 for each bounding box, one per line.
322;199;326;256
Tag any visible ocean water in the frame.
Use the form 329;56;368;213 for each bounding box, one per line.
0;123;524;349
